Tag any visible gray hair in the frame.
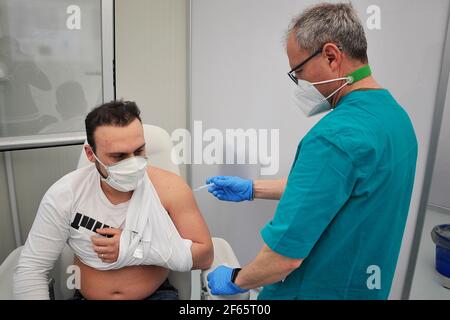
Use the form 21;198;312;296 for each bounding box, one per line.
288;2;368;63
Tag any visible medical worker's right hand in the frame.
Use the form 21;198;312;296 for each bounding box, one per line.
206;176;253;202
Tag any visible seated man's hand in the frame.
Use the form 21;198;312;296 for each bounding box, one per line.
91;228;122;263
207;265;249;295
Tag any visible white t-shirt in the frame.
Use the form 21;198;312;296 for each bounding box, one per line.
13;164;192;299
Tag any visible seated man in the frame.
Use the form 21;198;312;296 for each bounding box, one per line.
13;100;214;300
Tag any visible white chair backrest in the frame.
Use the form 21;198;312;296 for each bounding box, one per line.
70;124;191;300
78;124;180;175
0;246;23;299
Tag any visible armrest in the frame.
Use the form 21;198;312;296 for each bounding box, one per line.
200;237;250;300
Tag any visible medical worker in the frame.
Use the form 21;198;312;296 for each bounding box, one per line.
206;3;418;299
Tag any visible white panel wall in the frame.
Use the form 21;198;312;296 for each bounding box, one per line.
190;0;450;299
115;0;188;178
429;78;450;210
0;146;82;263
0;156;15;262
0;0;109;263
0;0;189;262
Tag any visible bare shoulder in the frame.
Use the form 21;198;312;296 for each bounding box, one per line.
146;166;192;211
147;166;189;190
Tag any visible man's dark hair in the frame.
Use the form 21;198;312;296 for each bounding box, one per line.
85;100;142;152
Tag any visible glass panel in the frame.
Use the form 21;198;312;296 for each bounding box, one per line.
0;0;103;137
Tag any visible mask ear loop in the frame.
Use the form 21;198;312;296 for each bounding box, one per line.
90;149;110;180
319;64;371;105
324;76;352;100
310;76;351;86
91;152;109;171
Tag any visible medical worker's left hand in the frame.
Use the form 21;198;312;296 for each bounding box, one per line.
207;265;249;295
91;228;122;263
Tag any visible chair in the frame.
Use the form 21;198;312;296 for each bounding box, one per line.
0;124;249;300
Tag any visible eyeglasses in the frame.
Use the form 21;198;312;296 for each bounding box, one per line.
287;48;322;85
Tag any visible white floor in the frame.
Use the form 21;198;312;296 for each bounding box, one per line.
409;206;450;299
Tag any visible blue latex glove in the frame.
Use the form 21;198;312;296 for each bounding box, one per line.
207;265;248;295
206;176;253;202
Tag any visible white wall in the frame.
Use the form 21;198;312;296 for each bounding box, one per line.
429;78;450;210
115;0;188;178
190;0;450;299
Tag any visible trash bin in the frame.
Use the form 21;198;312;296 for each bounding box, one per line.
431;224;450;289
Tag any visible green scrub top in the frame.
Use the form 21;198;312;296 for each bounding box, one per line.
259;89;418;300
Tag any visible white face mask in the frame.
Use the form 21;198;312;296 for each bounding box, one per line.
92;152;148;192
293;76;351;117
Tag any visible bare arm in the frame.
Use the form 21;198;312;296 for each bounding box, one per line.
234;244;302;289
253;179;287;200
149;167;214;270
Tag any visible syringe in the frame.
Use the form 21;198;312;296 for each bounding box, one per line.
193;183;214;192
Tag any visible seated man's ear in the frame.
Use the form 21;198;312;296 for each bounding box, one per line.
84;144;96;163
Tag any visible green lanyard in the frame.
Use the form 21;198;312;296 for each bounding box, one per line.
346;65;372;84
